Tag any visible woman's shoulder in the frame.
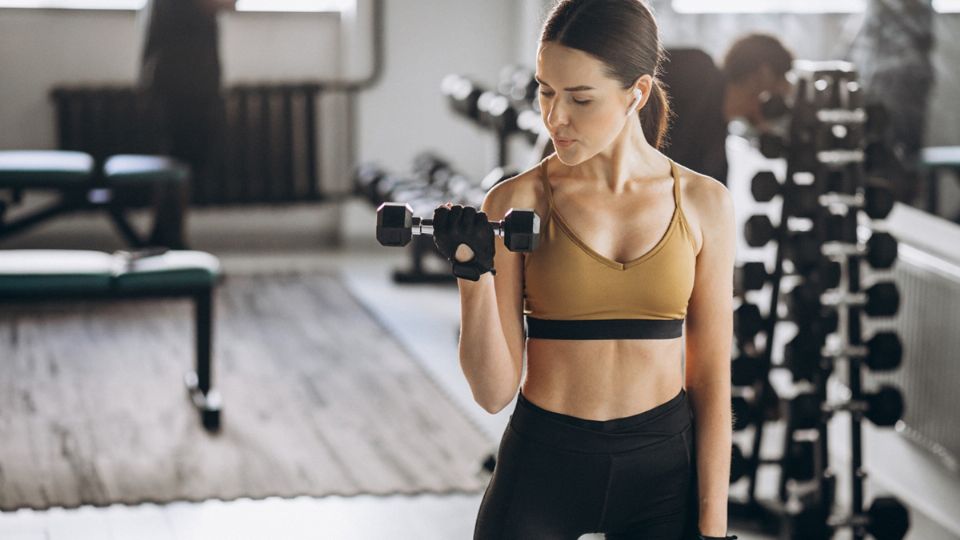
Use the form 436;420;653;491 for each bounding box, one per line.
481;161;549;221
672;161;734;253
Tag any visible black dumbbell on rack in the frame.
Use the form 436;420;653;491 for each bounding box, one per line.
441;74;486;123
735;259;840;295
787;281;900;320
789;386;904;429
791;495;909;540
735;326;901;387
731;438;817;485
376;202;541;253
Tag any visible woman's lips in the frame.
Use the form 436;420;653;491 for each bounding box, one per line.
554;138;576;148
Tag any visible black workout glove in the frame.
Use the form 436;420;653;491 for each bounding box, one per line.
432;204;496;281
698;534;737;540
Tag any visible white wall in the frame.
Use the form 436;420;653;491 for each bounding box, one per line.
0;1;521;184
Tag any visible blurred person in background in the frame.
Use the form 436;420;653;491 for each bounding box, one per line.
138;0;237;248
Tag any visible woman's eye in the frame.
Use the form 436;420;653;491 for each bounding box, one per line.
573;99;591;106
538;89;554;97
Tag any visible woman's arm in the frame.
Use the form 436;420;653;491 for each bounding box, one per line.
456;179;528;414
684;177;736;537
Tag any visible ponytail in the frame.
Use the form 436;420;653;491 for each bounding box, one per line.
639;79;670;150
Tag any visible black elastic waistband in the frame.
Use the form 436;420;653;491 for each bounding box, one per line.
511;389;691;453
525;316;683;340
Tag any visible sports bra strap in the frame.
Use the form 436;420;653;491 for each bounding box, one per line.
538;157;555;214
669;159;682;210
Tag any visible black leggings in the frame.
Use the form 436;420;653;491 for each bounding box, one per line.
475;389;700;539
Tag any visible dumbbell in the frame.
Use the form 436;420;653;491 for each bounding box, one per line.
734;314;838;384
376;202;540;252
735;259;840;295
828;331;903;371
789;385;904;429
498;65;539;108
785;330;903;379
378;173;444;207
477;91;519;134
734;331;835;385
441;74;486;122
793;496;909;540
788;281;900;320
735;297;839;343
820;211;897;268
750;171;821;217
743;215;826;270
730;440;817;484
411;152;453;184
354;162;389;204
818;182;896;220
731;386;781;431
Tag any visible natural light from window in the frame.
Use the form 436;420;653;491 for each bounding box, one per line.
0;0;354;11
673;0;960;13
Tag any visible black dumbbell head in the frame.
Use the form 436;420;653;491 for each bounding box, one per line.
784;440;816;481
502;209;540;252
732;353;765;386
730;444;747;482
868;496;910;540
865;385;904;427
376;203;414;247
785;334;824;383
732;396;752;431
751;171;779;202
865;282;900;317
759;133;787;159
866;332;902;372
867;232;898;269
865;182;895;220
735;302;764;340
735;261;769;294
744;214;776;247
790;392;823;430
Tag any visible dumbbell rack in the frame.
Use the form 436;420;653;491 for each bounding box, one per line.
731;62;909;539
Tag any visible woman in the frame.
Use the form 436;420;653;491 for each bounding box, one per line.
432;1;736;538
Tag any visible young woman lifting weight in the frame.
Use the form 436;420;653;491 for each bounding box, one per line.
432;1;736;538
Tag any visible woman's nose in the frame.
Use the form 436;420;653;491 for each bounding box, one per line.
545;100;568;130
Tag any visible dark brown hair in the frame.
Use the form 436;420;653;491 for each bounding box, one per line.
540;0;671;150
722;33;794;83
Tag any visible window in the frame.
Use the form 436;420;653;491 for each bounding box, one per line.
673;0;960;13
0;0;353;11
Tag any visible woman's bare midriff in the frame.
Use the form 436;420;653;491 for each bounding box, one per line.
521;337;684;420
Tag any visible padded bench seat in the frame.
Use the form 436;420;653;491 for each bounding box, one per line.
103;154;190;187
0;249;223;431
0;150;94;189
0;150;190;248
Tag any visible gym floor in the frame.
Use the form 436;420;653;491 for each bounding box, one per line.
2;138;960;538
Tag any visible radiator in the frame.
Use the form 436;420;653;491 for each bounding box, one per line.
866;242;960;471
51;84;326;206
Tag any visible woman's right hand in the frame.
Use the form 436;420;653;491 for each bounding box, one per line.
432;204;496;281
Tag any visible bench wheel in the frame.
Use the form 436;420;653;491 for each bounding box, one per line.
184;371;223;433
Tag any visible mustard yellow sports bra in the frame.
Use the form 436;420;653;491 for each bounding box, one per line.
522;157;697;340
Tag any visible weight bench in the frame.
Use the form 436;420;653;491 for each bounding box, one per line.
0;248;223;431
0;150;189;247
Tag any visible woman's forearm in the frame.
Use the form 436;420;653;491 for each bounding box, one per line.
457;273;522;413
688;382;732;536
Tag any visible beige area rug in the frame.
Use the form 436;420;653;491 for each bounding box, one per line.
0;273;490;510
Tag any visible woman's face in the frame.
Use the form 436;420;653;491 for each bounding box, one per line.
536;42;636;165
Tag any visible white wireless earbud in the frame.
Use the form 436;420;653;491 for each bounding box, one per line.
626;88;643;116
